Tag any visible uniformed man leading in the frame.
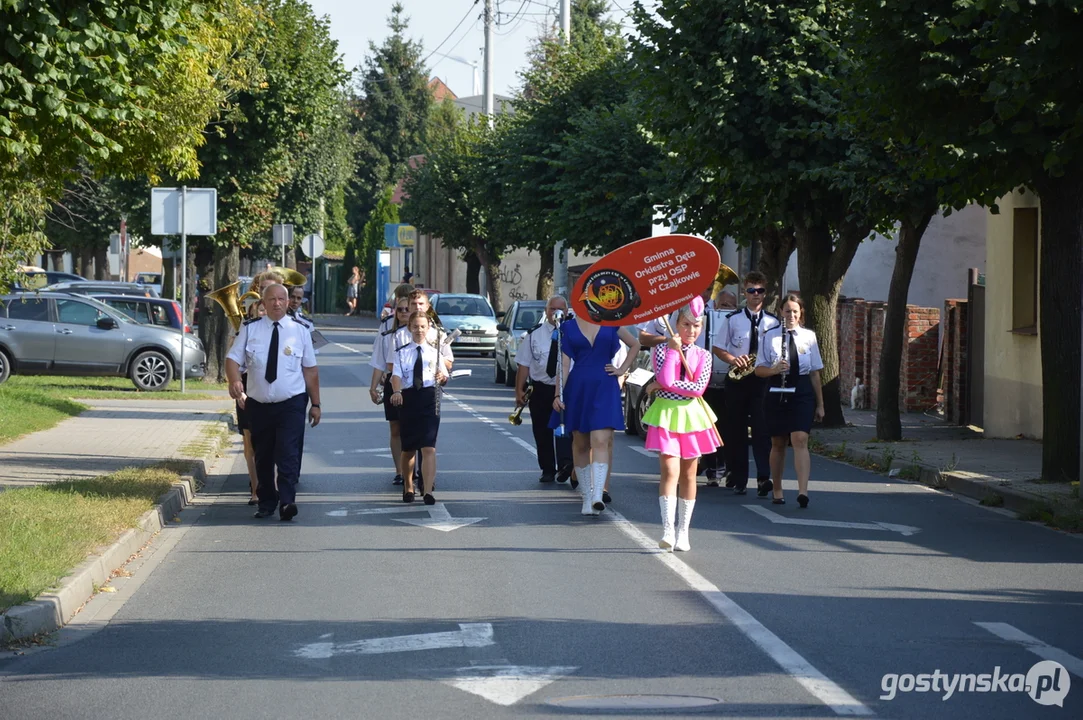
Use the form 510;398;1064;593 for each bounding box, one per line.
226;283;321;521
515;295;573;483
714;271;779;496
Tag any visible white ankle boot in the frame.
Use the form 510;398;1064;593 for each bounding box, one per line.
591;463;608;514
579;464;594;515
674;498;695;551
658;496;676;549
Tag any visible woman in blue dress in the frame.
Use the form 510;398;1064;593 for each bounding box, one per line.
552;315;641;515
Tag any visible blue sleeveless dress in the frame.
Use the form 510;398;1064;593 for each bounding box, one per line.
549;320;625;433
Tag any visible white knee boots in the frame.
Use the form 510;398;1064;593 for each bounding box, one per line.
674;498;695;551
658;496;676;549
591;463;608;513
577;465;592;516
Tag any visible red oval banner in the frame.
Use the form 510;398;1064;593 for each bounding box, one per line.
569;235;721;326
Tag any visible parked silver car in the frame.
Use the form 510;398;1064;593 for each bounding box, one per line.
430;293;500;356
494;300;547;387
0;292;205;390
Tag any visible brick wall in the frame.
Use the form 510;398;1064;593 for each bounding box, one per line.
902;307;940;411
867;303;887;408
943;299;969;424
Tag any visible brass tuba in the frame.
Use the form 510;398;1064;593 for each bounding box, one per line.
270;266;307;287
207;281;261;333
509;384;533;425
710;262;740;302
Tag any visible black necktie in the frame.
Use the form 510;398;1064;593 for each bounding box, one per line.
749;312;759;355
788;330;800;382
413;346;424;390
264;321;279;383
546;330;559;378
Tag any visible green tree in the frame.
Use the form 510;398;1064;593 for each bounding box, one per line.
358;185;400;310
851;0;1083;479
634;0;879;427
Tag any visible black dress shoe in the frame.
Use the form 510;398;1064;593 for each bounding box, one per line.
280;503;298;521
602;490;612;504
724;475;737;489
402;491;415;503
772;497;786;505
757;479;773;497
539;473;556;483
392;474;404;486
797;494;809;509
247;498;257;506
556;467;571;483
570;475;579;490
254;509;275;518
423;493;436;506
733;487;748;496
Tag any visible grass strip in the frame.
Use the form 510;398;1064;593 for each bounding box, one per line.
0;466;180;612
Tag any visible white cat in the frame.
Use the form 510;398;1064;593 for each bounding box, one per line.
850;383;866;410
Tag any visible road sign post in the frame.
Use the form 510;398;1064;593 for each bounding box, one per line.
273;224;294;267
302;233;324;313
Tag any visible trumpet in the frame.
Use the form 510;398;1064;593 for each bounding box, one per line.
728;352;757;382
509;384;533;425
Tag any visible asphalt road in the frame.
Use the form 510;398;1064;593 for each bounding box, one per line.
2;327;1080;719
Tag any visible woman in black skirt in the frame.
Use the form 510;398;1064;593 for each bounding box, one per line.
755;294;824;508
390;311;448;504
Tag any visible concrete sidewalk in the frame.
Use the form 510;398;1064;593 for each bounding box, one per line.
812;408;1073;513
0;399;232;490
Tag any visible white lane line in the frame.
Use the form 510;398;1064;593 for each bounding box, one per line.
975;622;1083;678
445;393;871;717
333;342;362;354
744;505;921;536
631;446;656;458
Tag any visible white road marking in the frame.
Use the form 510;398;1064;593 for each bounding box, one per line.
508;437;538;456
445;665;579;706
295;623;494;660
631;446;656;457
326;502;486;532
606;509;873;716
446;392;871;717
974;622;1083;678
332;342;362;354
744;505;921;536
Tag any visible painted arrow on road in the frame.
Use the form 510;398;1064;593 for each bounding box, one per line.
744;505;920;536
295;623;494;660
444;665;579;706
326;503;486;532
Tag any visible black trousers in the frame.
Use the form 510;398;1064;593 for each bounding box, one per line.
528;382;572;475
248;393;307;512
700;385;727;473
722;376;771;488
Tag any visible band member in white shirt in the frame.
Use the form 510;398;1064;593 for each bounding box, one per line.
515;296;573;484
714;271;780;496
369;296;413;485
390;311;448;505
755;294;824;508
226;283;321;522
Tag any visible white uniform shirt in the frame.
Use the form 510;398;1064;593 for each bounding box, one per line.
227;315;316;403
369;325;398;372
393;341;441;388
515;320;559;385
717;307;781;361
390;325;454;371
756;325;824;375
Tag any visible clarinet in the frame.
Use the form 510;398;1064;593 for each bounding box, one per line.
779;328;790;404
553;310;566;437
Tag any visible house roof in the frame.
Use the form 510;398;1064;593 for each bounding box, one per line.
428;77;457;102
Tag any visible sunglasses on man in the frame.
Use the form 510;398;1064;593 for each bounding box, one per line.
745;287;766;295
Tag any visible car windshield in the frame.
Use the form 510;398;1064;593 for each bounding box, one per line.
514;306;544;330
435;297;494;317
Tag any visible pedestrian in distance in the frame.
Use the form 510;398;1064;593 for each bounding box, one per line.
551;313;641;516
715;271;780;496
226;283;321;521
369;284;424;486
390;311;448;504
346;266;361;316
755;293;824;508
641;297;721;551
515;296;574;485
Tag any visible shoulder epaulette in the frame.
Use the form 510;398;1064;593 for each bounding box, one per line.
290;315;313;329
725;309;742;318
381;326;397;336
763;324;784;334
395;342;412;352
764;311;780;320
243;317;260;326
527;321;544;334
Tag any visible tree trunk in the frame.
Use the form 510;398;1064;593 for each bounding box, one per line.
1034;168;1083;483
77;248;93;278
93;245;109;280
464;250;481;294
794;223;866;428
537;248;554;300
756;226;796;311
202;245;240;383
474;240;503;313
190;247;210;328
876;208;936;441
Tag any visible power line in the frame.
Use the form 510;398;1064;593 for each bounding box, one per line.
421;0;482;66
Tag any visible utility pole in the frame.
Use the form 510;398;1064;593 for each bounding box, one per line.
553;0;572;297
483;0;494;128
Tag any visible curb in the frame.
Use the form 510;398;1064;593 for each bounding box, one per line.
811;440;1059;514
0;420;230;645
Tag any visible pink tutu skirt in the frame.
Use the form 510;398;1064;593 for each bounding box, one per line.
645;426;720;459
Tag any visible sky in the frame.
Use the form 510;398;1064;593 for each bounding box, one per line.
306;0;634;98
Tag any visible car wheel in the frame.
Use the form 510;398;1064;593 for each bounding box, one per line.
635;387;653;439
0;349;11;384
130;350;172;391
504;354;516;387
495;354;506;384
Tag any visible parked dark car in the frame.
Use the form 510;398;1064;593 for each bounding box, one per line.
14;271;86;290
0;292;205;390
43;281;160;298
90;294;189;333
494;300;546;387
622;349;657;438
